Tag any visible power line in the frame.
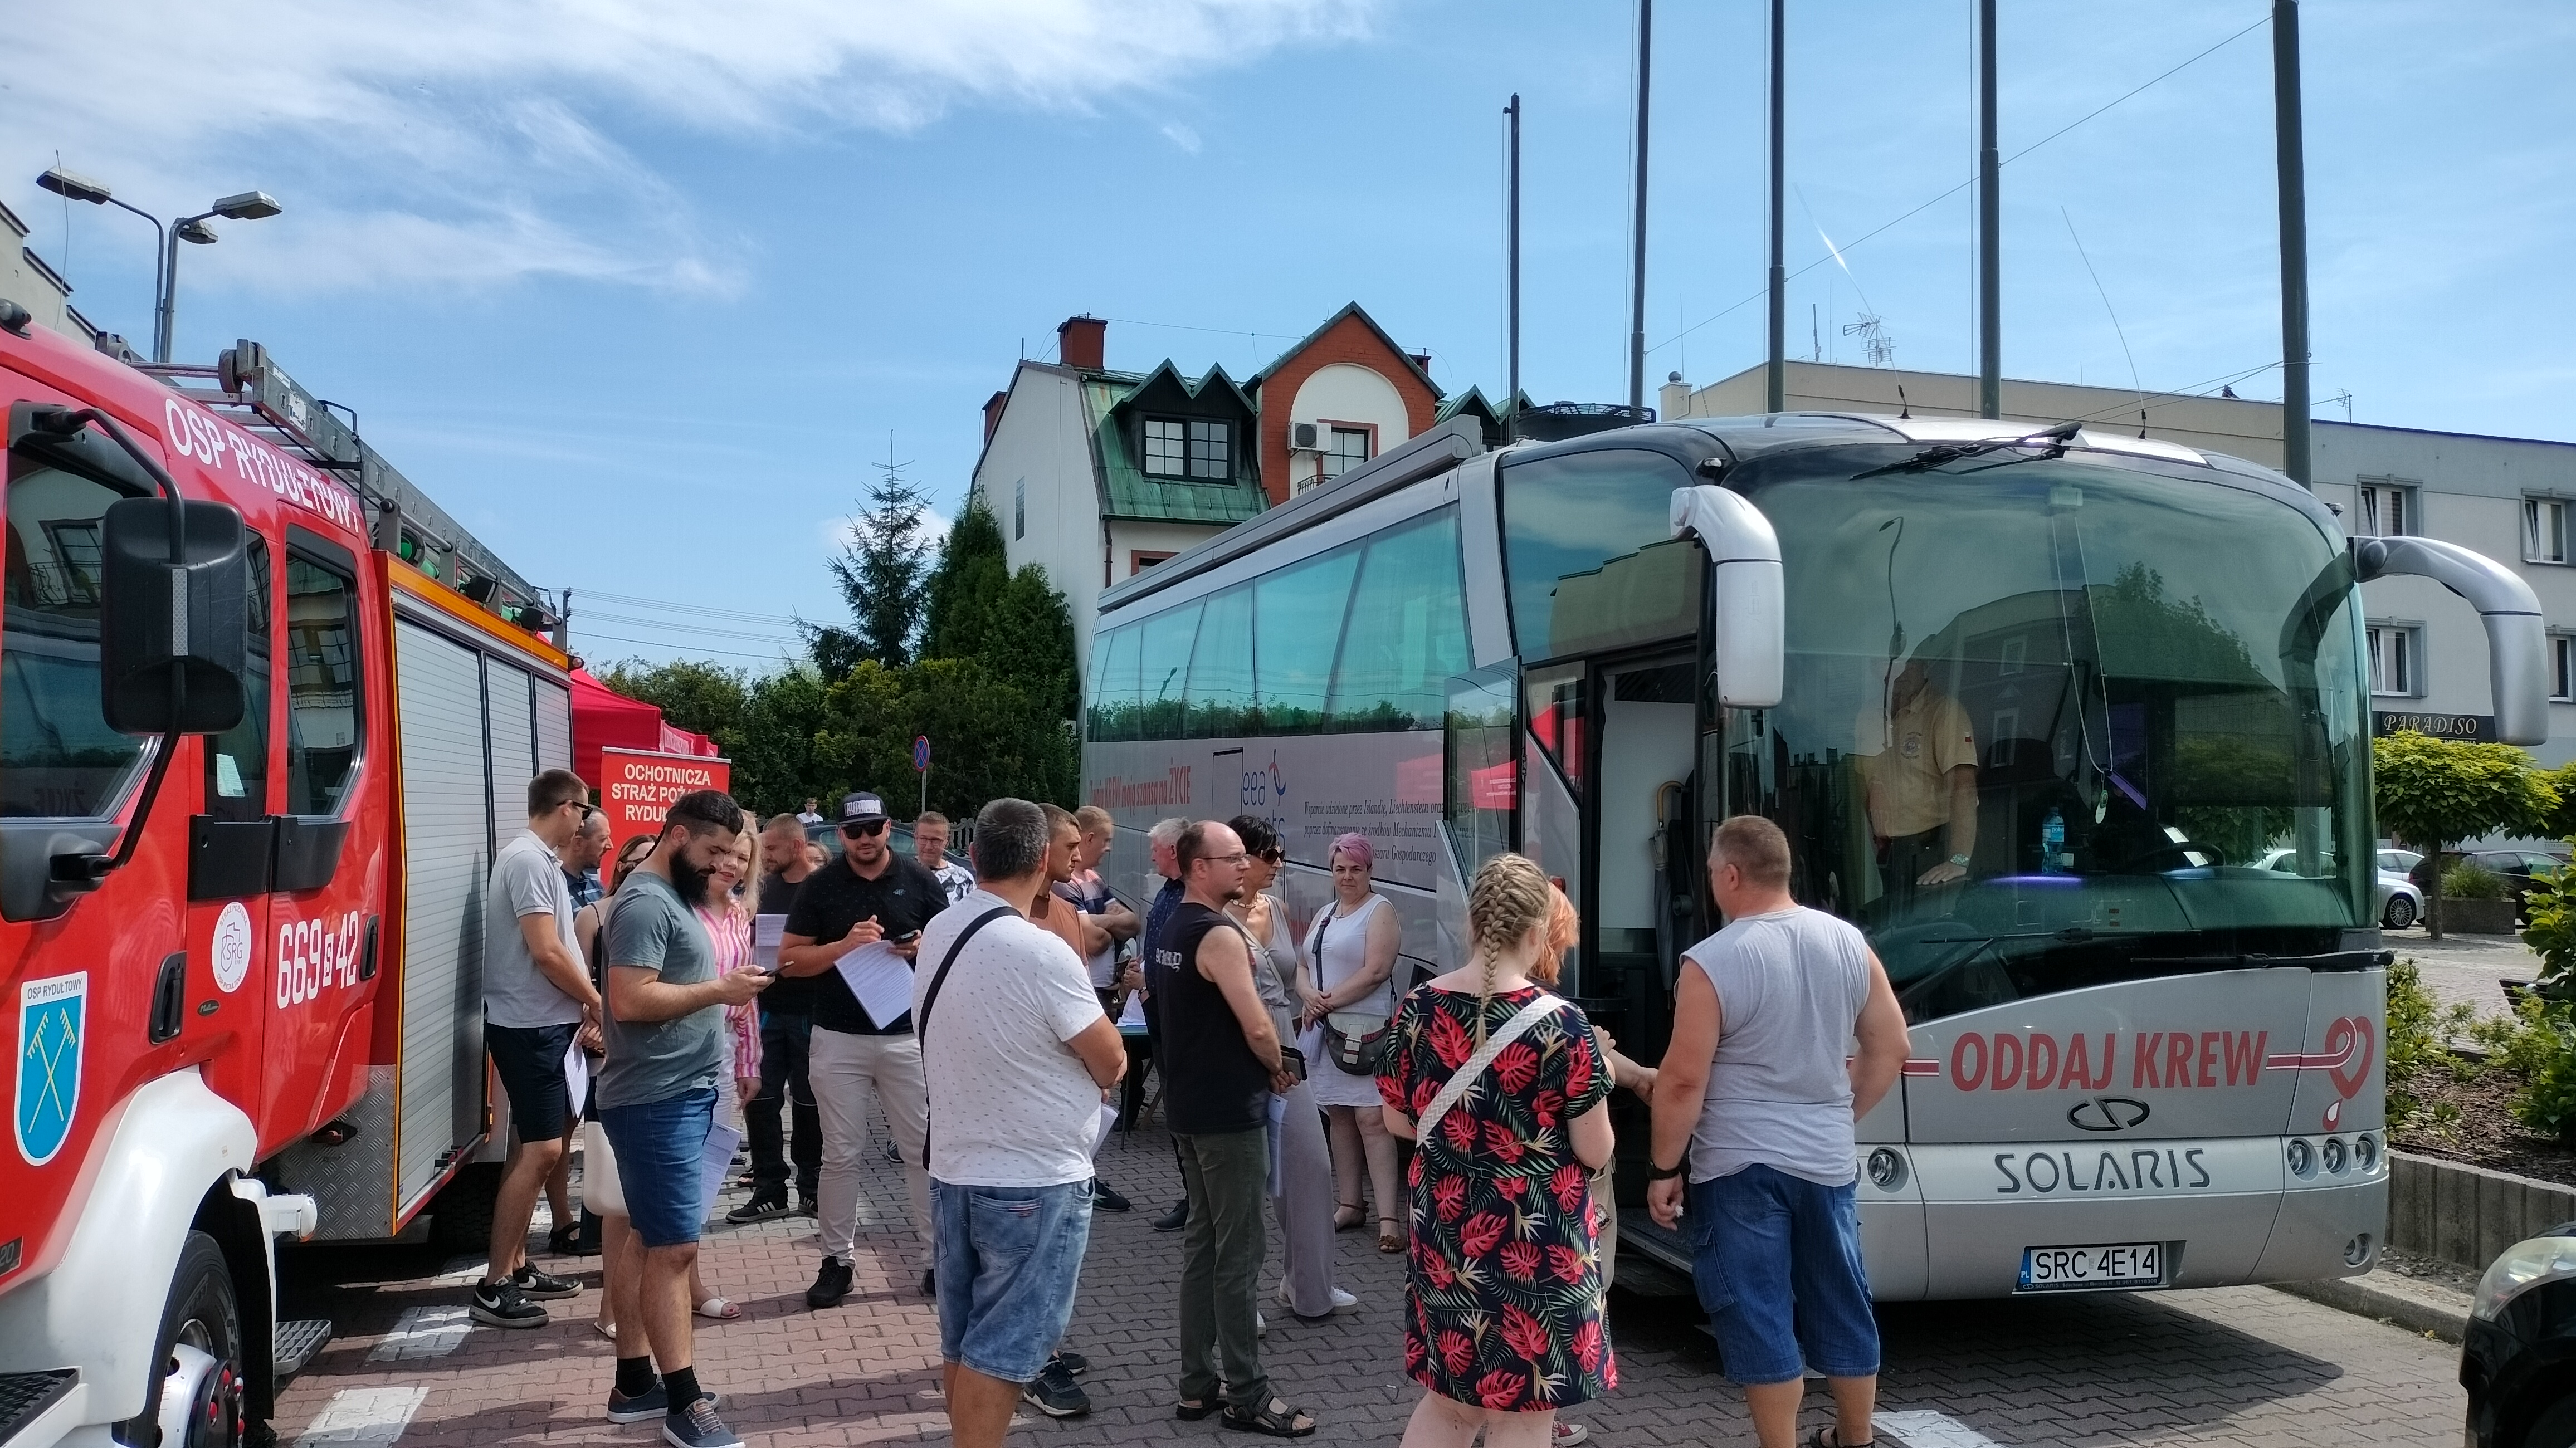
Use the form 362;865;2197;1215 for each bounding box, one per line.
570;629;805;662
1650;13;2269;356
574;609;803;644
567;588;802;627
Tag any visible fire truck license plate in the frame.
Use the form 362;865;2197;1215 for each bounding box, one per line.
2017;1242;2163;1292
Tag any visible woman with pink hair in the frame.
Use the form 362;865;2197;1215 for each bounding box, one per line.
1297;831;1407;1253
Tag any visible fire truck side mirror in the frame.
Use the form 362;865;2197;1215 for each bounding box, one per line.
98;497;251;736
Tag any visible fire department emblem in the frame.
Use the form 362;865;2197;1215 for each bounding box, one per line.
212;902;255;995
15;972;86;1166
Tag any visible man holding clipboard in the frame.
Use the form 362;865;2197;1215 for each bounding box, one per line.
777;791;950;1309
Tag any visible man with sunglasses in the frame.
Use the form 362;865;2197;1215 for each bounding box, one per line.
471;769;603;1328
779;791;951;1307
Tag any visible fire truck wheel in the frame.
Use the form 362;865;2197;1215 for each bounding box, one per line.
430;1162;501;1256
120;1230;248;1448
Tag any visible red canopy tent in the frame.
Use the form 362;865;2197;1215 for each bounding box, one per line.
569;668;720;787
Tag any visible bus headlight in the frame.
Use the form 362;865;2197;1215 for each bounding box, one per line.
2321;1136;2349;1175
1866;1147;1909;1191
2353;1132;2380;1172
2286;1138;2315;1177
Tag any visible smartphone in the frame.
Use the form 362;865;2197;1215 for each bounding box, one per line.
891;929;921;945
1279;1045;1307;1083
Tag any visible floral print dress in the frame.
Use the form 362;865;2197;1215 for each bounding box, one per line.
1378;984;1616;1412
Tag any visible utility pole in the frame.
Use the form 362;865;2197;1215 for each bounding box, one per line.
2273;0;2312;486
1978;0;2001;419
1765;0;1786;413
1628;0;1651;412
1507;94;1522;437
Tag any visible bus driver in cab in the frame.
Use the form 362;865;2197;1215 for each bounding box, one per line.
1862;657;1979;906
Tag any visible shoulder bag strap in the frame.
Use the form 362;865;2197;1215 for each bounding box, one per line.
913;905;1017;1171
1414;992;1565;1146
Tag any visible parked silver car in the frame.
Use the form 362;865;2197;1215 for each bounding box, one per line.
2256;848;2426;930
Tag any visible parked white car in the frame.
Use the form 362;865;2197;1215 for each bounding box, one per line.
2256;848;2426;930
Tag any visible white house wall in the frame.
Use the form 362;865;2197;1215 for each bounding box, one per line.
974;364;1106;669
1286;362;1411;495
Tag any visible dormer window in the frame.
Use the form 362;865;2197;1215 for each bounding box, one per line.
1144;417;1231;480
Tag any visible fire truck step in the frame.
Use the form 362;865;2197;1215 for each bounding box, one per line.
0;1368;79;1444
275;1319;336;1379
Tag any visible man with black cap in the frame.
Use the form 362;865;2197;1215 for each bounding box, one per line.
779;791;950;1307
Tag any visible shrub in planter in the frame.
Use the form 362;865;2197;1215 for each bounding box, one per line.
2477;995;2576;1144
2524;864;2576;1001
2387;957;2476;1126
2445;862;2507;901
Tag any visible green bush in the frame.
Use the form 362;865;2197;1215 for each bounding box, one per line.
2387;957;2477;1124
2468;996;2576;1144
2443;862;2507;901
2524;860;2576;1000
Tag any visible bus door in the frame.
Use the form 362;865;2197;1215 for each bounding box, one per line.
1442;662;1521;941
1583;652;1699;1067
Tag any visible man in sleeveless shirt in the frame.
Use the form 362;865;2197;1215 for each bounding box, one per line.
1646;816;1910;1448
1147;820;1315;1437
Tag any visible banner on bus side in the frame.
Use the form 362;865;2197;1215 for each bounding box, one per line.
600;747;734;845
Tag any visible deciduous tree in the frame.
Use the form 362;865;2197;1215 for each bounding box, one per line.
2372;730;2557;938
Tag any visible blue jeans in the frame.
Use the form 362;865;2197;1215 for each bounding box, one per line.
1687;1165;1880;1385
931;1178;1093;1385
598;1088;716;1249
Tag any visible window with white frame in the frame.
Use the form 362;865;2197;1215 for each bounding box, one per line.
1143;419;1186;477
2554;634;2576;702
2527;496;2570;564
2368;623;2422;697
2354;478;2417;537
1323;426;1372;480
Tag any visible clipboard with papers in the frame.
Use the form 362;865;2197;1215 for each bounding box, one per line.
834;941;916;1028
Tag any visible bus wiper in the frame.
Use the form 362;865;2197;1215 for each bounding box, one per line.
1850;420;2083;480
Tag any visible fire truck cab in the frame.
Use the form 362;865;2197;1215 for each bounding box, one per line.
0;301;572;1447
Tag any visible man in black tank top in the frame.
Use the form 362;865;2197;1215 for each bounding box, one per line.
1146;821;1315;1436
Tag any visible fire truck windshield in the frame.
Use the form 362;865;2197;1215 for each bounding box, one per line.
1;459;148;818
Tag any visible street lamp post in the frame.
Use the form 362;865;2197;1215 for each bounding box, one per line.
32;170;280;362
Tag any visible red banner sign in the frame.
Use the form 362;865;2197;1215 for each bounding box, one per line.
599;747;733;850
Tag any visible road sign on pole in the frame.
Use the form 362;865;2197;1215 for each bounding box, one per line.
914;735;930;816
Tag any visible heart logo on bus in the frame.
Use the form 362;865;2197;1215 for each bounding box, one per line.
2318;1015;2376;1129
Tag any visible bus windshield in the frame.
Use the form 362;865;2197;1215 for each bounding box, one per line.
1724;449;2374;1022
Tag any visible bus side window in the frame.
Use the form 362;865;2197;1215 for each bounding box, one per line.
284;555;363;815
0;459;148;818
200;539;273;821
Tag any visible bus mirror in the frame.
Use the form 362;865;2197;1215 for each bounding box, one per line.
98;496;250;736
2352;535;2548;745
1671;485;1785;709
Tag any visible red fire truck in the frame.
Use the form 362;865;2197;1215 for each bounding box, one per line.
0;301;580;1447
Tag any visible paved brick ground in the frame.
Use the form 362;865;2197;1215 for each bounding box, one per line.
274;1121;2467;1446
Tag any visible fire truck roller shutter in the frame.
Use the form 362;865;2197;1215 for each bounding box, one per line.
534;679;573;776
486;662;536;856
391;619;495;1216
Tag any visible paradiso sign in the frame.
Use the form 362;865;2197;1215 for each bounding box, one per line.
2373;710;2496;741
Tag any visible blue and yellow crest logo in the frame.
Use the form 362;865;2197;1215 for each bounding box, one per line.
15;972;85;1166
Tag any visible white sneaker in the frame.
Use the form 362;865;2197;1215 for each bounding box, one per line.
1274;1282;1360;1314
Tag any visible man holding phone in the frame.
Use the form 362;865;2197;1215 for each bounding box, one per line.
778;791;951;1308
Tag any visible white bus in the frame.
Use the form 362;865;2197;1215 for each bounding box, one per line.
1084;411;2545;1299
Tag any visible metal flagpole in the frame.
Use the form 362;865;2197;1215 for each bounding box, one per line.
1628;0;1651;412
1766;0;1785;413
1978;0;2001;419
2273;0;2312;487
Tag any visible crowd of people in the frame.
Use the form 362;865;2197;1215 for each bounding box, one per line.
465;770;1910;1448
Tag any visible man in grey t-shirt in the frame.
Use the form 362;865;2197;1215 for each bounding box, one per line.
471;768;602;1330
1647;815;1908;1448
597;790;771;1448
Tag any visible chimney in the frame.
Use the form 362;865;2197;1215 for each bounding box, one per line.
982;389;1009;444
1057;315;1106;371
1658;371;1693;421
1407;350;1433;379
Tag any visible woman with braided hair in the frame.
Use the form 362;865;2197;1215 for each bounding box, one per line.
1378;853;1616;1447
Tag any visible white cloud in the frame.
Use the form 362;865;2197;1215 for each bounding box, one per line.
7;0;1372;296
1160;123;1204;154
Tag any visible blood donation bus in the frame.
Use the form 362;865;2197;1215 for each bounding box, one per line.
0;304;579;1447
1082;409;2548;1301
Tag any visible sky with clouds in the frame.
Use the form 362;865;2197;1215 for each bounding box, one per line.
8;0;2572;669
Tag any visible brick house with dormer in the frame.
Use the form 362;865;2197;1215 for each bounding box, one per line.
972;304;1444;677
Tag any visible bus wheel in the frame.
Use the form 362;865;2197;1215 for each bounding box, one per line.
121;1230;247;1448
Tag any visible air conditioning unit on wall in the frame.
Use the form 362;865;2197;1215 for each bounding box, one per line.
1289;421;1323;451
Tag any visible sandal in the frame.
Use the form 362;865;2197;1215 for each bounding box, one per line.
1807;1431;1874;1448
1175;1398;1219;1421
1377;1218;1403;1254
694;1297;740;1320
593;1319;618;1342
1331;1201;1364;1232
1222;1396;1316;1437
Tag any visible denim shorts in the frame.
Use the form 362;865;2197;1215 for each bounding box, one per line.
486;1020;577;1143
931;1178;1094;1385
597;1088;716;1249
1687;1164;1880;1385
